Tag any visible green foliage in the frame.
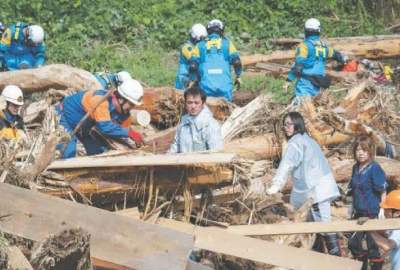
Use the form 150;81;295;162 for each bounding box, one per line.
242;75;293;103
0;0;391;86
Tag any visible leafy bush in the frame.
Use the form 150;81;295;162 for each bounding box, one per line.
0;0;390;87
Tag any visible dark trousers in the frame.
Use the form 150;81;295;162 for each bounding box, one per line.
348;231;381;260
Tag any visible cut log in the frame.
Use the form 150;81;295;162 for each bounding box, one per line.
0;64;102;93
227;218;400;236
0;183;193;270
242;34;400;66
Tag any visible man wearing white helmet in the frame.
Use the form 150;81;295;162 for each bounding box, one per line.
95;70;133;90
175;23;207;90
0;22;46;71
0;85;25;140
287;18;347;97
188;19;242;101
56;79;145;158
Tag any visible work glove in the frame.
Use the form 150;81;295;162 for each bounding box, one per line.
266;184;280;195
234;77;242;89
128;130;144;147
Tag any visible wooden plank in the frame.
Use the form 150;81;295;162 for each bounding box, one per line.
7;246;33;270
48;152;236;170
116;210;361;269
0;183;193;270
194;227;361;270
227;219;400;236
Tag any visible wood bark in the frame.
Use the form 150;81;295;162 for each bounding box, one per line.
0;64;102;93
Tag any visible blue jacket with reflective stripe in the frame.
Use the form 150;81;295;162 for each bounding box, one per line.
0;22;46;70
288;34;341;97
191;33;240;101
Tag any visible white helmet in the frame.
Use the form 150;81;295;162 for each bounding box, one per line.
207;19;224;32
304;18;320;32
116;71;132;84
1;85;24;106
28;25;45;44
189;23;207;41
117;79;143;106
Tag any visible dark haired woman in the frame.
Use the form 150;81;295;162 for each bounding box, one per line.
266;111;341;256
348;135;387;270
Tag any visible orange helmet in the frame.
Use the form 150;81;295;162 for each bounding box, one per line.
380;190;400;210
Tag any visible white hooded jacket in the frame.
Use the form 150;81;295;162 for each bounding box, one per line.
271;133;340;209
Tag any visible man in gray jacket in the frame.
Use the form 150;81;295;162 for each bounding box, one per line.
169;86;223;153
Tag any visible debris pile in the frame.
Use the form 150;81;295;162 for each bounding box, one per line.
0;35;400;269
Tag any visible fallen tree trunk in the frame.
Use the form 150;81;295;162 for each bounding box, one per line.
269;34;400;47
242;34;400;66
0;64;102;93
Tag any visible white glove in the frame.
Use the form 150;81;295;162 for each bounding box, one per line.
378;208;385;220
266;185;280;195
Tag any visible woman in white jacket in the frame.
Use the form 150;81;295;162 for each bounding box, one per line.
266;111;341;256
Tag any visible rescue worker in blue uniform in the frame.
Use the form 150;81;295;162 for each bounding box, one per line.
175;24;207;90
0;22;46;71
0;85;26;140
189;19;242;101
287;18;346;97
57;79;145;159
95;71;132;90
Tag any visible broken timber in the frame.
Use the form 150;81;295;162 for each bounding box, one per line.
48;152;236;170
0;183;193;270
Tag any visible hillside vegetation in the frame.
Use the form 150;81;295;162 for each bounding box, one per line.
0;0;397;87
